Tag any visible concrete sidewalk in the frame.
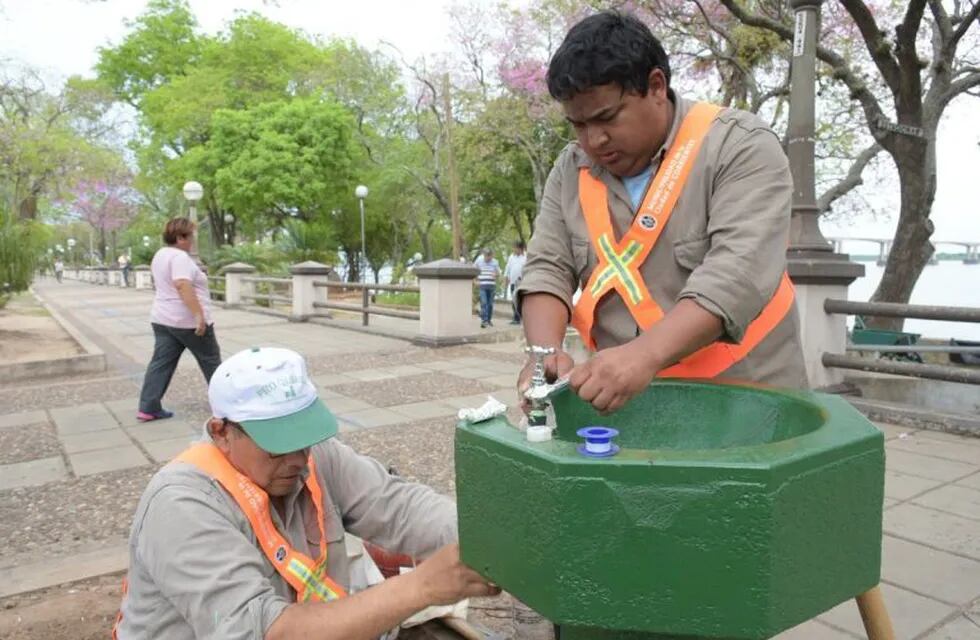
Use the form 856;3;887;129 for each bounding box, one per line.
0;279;978;638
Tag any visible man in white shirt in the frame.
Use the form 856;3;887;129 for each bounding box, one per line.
503;241;526;325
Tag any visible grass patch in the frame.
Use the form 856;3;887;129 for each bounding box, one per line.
376;291;420;308
0;291;50;316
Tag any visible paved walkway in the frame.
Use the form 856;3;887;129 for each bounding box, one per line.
0;280;978;638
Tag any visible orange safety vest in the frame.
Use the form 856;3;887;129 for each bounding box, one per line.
569;101;795;378
113;443;346;638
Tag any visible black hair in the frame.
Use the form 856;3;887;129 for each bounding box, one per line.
515;240;526;250
546;11;671;102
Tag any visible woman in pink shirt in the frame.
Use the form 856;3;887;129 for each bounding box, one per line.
136;217;221;422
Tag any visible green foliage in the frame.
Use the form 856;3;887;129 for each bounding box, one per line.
276;219;337;266
0;211;48;305
209;242;280;274
95;0;203;106
0;68;121;221
209;98;357;230
729;24;784;70
117;211;168;265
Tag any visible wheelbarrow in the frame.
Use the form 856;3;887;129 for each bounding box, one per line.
852;316;922;363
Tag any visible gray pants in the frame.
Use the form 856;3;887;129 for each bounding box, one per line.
138;322;221;414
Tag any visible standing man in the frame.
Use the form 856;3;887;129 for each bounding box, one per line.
119;253;132;287
517;11;807;415
53;257;64;283
503;240;527;325
474;248;500;329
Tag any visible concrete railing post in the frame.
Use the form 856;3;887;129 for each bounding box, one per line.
134;265;152;290
413;259;480;346
289;261;332;322
223;262;256;307
794;282;858;388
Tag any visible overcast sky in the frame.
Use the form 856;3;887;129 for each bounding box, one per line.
2;0;978;246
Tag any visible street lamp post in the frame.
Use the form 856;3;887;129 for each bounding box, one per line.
182;181;204;264
67;238;76;267
355;185;369;326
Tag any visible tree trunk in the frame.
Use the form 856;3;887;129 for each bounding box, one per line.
868;137;937;331
99;227;107;263
413;219;434;262
345;249;360;283
18;195;37;220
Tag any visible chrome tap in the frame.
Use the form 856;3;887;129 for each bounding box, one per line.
525;345;555;427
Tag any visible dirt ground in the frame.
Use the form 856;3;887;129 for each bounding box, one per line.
0;292;81;364
0;573;550;640
0;574;122;640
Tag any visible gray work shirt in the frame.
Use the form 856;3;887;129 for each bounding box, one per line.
116;439;457;640
518;94;808;388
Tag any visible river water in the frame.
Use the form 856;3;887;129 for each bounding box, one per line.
847;261;980;340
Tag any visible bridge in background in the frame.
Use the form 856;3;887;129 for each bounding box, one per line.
827;237;979;266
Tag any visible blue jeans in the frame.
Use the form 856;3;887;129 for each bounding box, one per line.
479;285;496;324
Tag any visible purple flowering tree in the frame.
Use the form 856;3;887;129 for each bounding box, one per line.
66;174;139;263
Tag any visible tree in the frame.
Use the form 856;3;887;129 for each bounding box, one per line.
65;173;140;262
620;0;979;328
207;98;358;233
94;0;203;108
449;1;576;210
97;8;335;245
0;209;48;306
0;67;119;221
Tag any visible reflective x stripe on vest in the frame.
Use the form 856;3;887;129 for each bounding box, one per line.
112;443;346;638
174;443;347;602
570;101;795;378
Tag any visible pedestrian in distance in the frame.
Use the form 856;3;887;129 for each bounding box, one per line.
474;247;501;329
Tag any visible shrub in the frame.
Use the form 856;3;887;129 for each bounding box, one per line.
0;211;47;308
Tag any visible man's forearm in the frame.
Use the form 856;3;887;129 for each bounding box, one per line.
634;298;723;373
521;292;569;349
267;571;427;640
175;280;204;320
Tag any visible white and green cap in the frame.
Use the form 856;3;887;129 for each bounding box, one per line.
208;347;337;454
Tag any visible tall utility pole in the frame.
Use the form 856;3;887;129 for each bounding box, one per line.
786;0;828;254
785;0;863;389
442;73;462;261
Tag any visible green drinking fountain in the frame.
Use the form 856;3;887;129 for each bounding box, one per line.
455;380;886;639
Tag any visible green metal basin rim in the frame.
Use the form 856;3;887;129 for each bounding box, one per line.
456;381;880;469
553;380;825;450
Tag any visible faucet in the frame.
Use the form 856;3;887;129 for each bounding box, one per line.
525;345;555;427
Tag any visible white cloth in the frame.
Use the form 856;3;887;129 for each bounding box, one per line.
504;253;526;284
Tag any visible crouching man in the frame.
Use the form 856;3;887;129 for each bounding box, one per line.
113;346;498;640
